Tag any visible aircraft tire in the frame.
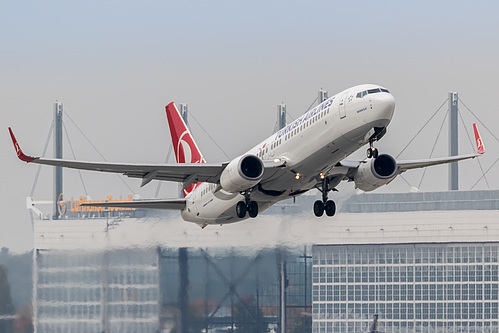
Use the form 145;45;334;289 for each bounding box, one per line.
236;201;247;218
248;201;258;218
325;200;336;217
313;200;324;217
367;147;379;158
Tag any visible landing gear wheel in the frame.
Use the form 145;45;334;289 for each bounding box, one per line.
325;200;336;217
248;201;259;218
367;147;378;159
314;200;325;217
236;201;247;218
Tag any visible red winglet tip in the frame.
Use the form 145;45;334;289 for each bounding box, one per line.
473;123;485;154
8;127;36;163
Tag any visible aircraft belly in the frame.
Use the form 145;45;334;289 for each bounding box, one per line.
184;191;276;225
340;119;390;143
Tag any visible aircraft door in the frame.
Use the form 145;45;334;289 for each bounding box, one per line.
339;92;348;119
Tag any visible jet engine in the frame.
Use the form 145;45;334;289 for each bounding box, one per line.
353;154;398;192
220;154;264;193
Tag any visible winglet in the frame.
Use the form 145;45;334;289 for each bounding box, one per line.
8;127;37;162
473;123;485;154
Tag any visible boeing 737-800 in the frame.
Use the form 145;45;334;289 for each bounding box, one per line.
9;84;485;228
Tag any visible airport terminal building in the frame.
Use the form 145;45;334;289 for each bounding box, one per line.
29;189;499;332
312;190;499;333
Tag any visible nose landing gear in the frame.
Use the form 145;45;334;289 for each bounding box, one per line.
367;142;379;159
366;128;385;158
313;177;337;217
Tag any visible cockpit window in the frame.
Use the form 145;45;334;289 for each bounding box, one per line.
357;88;389;98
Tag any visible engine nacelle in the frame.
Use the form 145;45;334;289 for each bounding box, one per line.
354;154;398;192
219;154;264;193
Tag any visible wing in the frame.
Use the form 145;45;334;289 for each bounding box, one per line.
392;122;484;173
9;128;285;188
330;123;484;181
81;198;186;210
396;153;480;172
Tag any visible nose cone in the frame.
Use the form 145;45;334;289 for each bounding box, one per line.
373;93;395;125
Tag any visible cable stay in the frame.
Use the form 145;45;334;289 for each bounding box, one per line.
154;144;173;198
417;109;449;189
457;99;498;190
304;96;319;113
62;120;89;196
457;108;490;189
396;99;448;159
63;111;136;195
286;95;318;122
188;112;230;160
396;95;493;191
393;99;448;190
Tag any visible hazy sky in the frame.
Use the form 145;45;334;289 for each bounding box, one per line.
2;1;499;252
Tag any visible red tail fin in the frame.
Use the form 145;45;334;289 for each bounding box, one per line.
165;102;206;197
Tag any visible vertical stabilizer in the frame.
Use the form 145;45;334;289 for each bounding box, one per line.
165;102;206;197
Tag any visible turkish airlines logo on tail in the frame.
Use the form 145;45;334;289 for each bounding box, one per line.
177;130;205;197
176;130;205;164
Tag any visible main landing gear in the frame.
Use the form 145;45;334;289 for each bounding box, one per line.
236;190;258;219
314;177;336;217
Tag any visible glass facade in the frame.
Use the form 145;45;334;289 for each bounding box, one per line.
312;243;499;333
34;248;159;333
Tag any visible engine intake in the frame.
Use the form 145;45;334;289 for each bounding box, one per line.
354;154;398;192
220;154;264;193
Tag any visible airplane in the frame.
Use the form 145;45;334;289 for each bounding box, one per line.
362;314;384;333
9;84;485;228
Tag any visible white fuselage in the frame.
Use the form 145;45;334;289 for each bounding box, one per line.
181;84;395;225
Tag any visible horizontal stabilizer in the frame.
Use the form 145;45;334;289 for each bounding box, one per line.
80;198;186;210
